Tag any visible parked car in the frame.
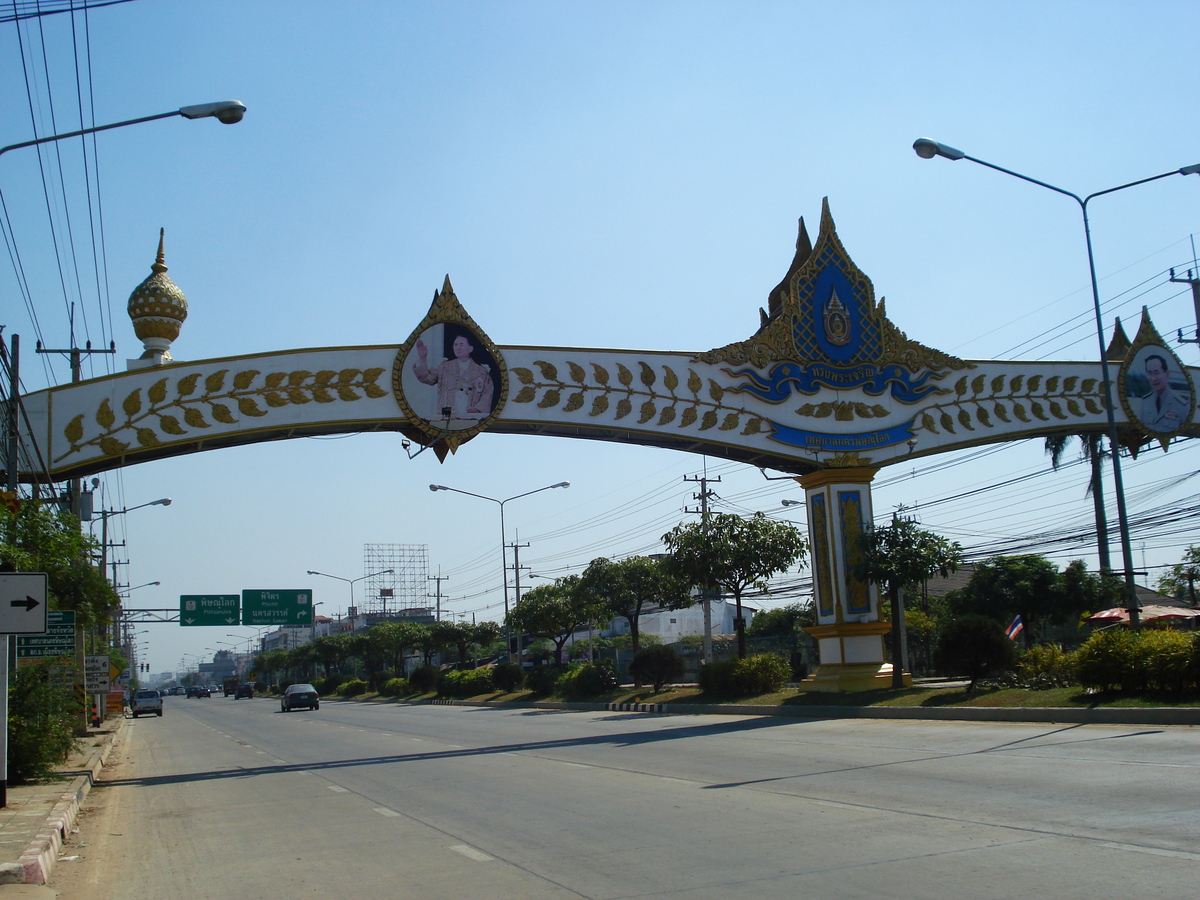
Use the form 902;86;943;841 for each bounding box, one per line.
130;688;163;718
280;683;319;712
186;685;211;698
235;684;254;699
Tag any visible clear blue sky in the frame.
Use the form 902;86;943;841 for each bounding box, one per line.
4;1;1199;674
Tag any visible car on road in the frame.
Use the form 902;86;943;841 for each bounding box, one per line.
235;684;255;699
130;689;163;718
186;685;211;698
280;683;319;712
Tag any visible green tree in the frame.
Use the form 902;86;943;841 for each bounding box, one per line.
7;659;81;782
662;512;806;659
309;633;354;677
745;602;816;639
1155;545;1200;603
1;504;119;629
436;620;501;665
858;513;963;687
371;621;426;678
949;555;1095;647
580;556;691;654
509;576;606;662
346;630;390;688
1044;433;1110;573
932;615;1017;691
628;645;685;692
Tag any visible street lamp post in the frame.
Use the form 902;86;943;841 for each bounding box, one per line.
429;482;570;665
1;99;245;514
913;138;1200;628
306;569;394;624
0;101;247;161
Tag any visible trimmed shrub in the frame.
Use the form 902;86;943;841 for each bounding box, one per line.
1016;643;1076;689
555;659;619;700
491;663;525;693
408;665;441;694
629;645;685;692
1075;629;1145;692
8;659;80;783
932;615;1017;690
378;677;410;698
316;673;348;695
254;680;268;694
438;668;494;698
334;678;368;697
523;666;562;696
698;654;791;699
1144;630;1193;693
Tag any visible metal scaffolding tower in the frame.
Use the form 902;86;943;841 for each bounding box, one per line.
362;544;430;615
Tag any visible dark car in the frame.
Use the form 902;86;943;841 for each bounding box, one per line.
280;683;319;712
234;684;254;699
186;685;211;698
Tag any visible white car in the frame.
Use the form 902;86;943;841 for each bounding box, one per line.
130;689;163;718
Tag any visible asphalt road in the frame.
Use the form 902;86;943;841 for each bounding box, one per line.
51;694;1200;899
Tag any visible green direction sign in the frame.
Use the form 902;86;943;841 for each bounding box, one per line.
16;609;76;659
242;589;312;626
179;595;241;626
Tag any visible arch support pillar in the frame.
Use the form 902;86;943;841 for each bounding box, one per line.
797;467;905;692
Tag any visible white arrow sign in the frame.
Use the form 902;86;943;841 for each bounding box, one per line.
0;573;49;634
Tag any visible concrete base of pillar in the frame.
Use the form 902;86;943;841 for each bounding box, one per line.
799;662;911;693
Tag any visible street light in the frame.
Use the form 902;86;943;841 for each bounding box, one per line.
306;569;394;621
0;101;246;161
94;499;171;577
913;138;1200;628
429;481;571;664
120;580;160;595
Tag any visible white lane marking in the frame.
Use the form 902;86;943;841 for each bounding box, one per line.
274;759;287;764
255;750;266;754
374;808;400;817
327;786;349;793
446;745;463;749
558;762;590;768
411;738;424;742
450;845;493;862
1101;842;1200;861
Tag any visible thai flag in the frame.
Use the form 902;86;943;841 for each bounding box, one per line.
1005;615;1024;641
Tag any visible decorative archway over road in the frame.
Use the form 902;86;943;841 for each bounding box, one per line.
12;201;1199;690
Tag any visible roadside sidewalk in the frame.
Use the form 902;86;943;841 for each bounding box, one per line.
0;714;126;888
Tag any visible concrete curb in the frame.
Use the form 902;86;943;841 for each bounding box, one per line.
15;719;124;885
411;696;1200;726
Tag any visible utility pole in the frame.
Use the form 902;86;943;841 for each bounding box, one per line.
1171;267;1200;351
428;570;449;621
508;538;529;666
37;314;115;519
684;470;720;664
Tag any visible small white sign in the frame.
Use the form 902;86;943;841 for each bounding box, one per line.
84;655;111;692
0;573;49;634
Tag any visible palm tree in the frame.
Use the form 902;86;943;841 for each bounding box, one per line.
1044;433;1110;573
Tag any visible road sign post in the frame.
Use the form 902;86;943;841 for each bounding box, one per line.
179;595;240;627
0;573;48;634
16;609;76;660
242;590;312;626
